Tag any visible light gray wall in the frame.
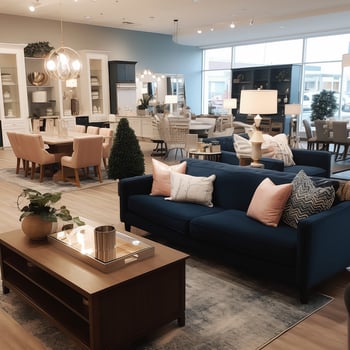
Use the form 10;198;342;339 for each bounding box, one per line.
0;14;202;113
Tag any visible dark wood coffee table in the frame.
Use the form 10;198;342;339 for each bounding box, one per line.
0;229;188;350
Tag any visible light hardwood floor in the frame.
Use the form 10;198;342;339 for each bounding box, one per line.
0;141;348;349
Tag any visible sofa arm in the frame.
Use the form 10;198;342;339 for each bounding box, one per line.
292;149;331;177
260;157;284;171
297;201;350;301
118;175;153;223
220;150;239;165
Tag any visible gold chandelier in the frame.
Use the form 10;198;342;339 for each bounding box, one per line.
45;2;81;80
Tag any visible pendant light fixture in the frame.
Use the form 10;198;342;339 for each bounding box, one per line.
45;1;81;80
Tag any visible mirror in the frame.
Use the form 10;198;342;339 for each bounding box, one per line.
136;71;185;114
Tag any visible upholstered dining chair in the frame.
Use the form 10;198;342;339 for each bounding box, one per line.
99;127;114;169
61;135;104;187
74;125;86;133
86;125;100;134
314;119;333;151
6;131;25;174
302;119;317;150
332;121;350;160
21;133;64;182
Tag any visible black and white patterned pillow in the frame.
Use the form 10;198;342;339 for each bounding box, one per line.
282;170;335;228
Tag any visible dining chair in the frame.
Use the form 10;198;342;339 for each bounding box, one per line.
302;119;317;150
21;134;64;182
185;133;198;156
99;127;114;169
6;131;25;174
151;115;166;156
194;117;216;137
314;119;333;151
61;135;104;187
86;126;100;135
159;116;189;160
332;121;350;160
74;125;86;133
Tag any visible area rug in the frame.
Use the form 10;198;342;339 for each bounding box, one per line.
0;168;115;193
0;257;332;350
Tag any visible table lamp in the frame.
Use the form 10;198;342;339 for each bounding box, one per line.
284;104;301;147
240;89;277;167
165;95;178;115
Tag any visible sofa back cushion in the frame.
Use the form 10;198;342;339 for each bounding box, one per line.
185;158;297;211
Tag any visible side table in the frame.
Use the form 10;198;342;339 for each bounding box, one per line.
188;150;222;162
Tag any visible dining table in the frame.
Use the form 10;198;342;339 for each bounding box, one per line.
189;120;213;135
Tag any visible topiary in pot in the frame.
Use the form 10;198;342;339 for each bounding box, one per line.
108;118;145;180
310;89;338;121
24;41;54;58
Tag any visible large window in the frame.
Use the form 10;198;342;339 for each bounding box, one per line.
202;32;350;132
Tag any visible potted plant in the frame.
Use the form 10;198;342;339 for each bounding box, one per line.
24;41;54;58
310;89;338;121
137;93;152;115
17;188;84;240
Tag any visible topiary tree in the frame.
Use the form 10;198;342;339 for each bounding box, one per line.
310;89;338;121
108;118;145;180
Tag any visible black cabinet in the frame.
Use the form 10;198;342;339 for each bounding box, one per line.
0;120;2;148
232;64;302;134
108;61;137;114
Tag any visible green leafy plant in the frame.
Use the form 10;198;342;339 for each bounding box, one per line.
17;188;84;225
24;41;54;58
310;89;338;121
137;93;152;110
108;118;145;179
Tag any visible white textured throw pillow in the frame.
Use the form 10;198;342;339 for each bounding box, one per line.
263;133;295;166
165;172;216;207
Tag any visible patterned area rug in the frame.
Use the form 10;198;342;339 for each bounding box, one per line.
0;257;332;350
0;168;115;193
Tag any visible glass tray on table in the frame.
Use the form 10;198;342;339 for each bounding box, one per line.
48;225;154;272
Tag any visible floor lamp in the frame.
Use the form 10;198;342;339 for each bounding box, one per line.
285;104;302;148
239;89;278;167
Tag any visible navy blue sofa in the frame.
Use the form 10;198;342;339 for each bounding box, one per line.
118;158;350;303
204;135;332;178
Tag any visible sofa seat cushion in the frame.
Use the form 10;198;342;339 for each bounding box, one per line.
284;165;327;177
189;210;297;266
128;194;223;235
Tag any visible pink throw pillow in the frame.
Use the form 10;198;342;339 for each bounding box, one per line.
150;159;187;196
247;178;292;227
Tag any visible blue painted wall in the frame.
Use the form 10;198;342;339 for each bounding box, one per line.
0;14;202;113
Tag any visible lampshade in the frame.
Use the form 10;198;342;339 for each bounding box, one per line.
240;90;277;115
45;46;81;80
223;98;237;110
164;95;178;104
284;104;301;115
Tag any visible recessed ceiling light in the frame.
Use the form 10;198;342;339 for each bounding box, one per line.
230;22;235;29
197;29;202;34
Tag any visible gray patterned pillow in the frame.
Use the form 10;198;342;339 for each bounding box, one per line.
282;170;335;228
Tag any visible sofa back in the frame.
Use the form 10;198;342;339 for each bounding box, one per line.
185;158;297;211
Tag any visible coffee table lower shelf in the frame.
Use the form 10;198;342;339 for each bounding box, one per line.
0;230;188;350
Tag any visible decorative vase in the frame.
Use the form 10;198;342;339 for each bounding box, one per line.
21;215;53;240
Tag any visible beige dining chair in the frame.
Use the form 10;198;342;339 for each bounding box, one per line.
61;135;104;187
21;134;64;182
99;127;114;169
74;125;86;133
6;131;25;174
86;126;100;134
151;115;166;156
159;116;189;160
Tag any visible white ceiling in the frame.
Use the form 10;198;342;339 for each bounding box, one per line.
2;0;350;47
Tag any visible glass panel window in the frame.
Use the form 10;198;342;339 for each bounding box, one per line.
203;47;232;70
301;62;341;122
202;70;231;114
233;39;303;67
305;34;350;63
